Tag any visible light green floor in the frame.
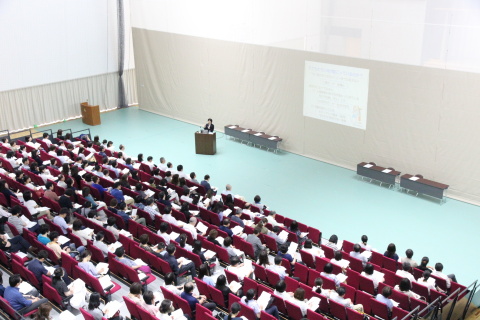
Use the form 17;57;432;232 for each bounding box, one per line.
40;107;480;287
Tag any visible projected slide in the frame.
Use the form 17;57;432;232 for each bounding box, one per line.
303;61;369;130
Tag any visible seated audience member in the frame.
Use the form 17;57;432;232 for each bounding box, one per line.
325;234;339;251
394;278;421;300
79;250;106;277
290;287;310;317
350;243;368;266
245;227;266;259
115;247;151;274
0;231;33;253
265;210;283;228
144;198;160;220
384;243;399;261
5;274;48;315
220;218;244;238
361;263;384;290
72;219;94;246
400;249;418;268
267;255;289;280
288;220;306;244
47;231;84;259
224;302;242;320
197;263;215;286
359;235;372;251
164;272;184;296
189;171;199;184
86;292;124;320
93;232;109;258
330;250;350;271
37;224;50;245
27;250;54;284
110;182;125;203
159;299;188;320
128;282;145;305
253;218;269;235
23;190;52;219
216;274;241;306
162;206;183;227
241;288;279;319
252;195;266;214
206;229;222;246
142;290;160;318
200;175;213;193
53;208;71;235
116;202;146;226
396;262;415;283
164;244;197;279
432;262;457;289
331;286;364;312
277;243;296;272
33;302;52;320
106;217;120;241
226;256;254;281
230;208;244;227
418;256;433;272
157;222;172;244
376;286;394;311
223;236;242;260
321;263;344;287
268;226;287;247
43;182;60;202
8;205;38;234
192;240;213;265
416;270;443;292
181;281;216;312
257;250;271;268
312;277;335;298
274;280;294;300
52;268;75;299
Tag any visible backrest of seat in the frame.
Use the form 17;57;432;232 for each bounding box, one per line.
265;268;281;287
307;269;321;286
359;274;376;295
329;299;348;320
285;299;305;320
123;296;142;320
355;290;373;314
225;268;240;283
243;276;258;296
208;285;226;308
300;250;316;269
371;298;390;320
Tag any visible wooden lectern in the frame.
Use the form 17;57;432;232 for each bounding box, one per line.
195;132;216;155
81;102;101;126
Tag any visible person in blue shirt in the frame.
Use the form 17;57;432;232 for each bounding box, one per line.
277;243;297;273
224;302;242;320
200;175;212;193
164;244;197;279
110;182;125;203
91;175;108;198
5;274;48;314
0;270;5;297
180;282;216;312
376;286;394;312
219;218;234;238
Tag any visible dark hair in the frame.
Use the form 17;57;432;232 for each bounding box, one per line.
166;244;176;255
275;280;286;293
198;264;210;279
258;250;270;266
420;256;429;267
49;231;60;241
274;255;283;265
88;292;101;310
115;247;125;257
402;262;411;271
289;220;299;232
361;235;368;243
52;268;64;285
422;269;432;281
303;239;313;249
139;234;149;245
334;251;343;261
164;273;175;285
79;250;92;261
229;302;241;319
435;262;443;271
399;278;412;292
130;282;143;295
364;263;374;275
160;299;173;314
314;278;323;293
72;219;83;231
95;231;105;241
336;286;346;296
245;288;255;301
216;274;227;287
107;216;116;226
353;244;361;252
143;290;155;305
9;274;22;287
184;282;194;293
192;240;203;255
385;243;396;258
323;263;334;274
37;250;49;260
254;195;261;203
329;234;338;244
230;256;241;266
160;222;169;234
405;249;414;259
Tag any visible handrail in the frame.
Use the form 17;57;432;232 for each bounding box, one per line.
401;305;420;320
461;280;478;320
72;128;91;138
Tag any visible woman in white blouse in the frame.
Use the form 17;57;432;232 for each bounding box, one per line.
290;288;309;317
273;280;293;300
23;190;52;219
394;278;421;299
361;263;384;290
302;239;325;258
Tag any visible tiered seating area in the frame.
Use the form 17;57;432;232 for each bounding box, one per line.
0;131;471;320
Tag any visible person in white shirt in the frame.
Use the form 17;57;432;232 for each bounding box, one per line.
226;256;253;281
158;157;167;171
331;286;364;312
273;280;293;300
180;188;192;203
321;263;343;287
241;289;279;319
396;262;416;284
162;206;184;227
361;263;384;290
312;277;336;298
182;217;201;240
222;184;233;197
350;243;368;266
359;235;372;251
72;220;93;246
165;162;176;175
39;166;55;184
330;251;350;271
5;151;19;170
324;234;340;251
143;156;156;171
242;203;256;220
157;222;171;244
42;133;52;147
302;239;325;258
290;288;309;317
176;165;187;179
265;210;283;228
56;150;71;164
432;262;456;289
394;278;421;300
400;249;418;268
416;270;442;292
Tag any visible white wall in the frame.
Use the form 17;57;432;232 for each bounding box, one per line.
130;0;480;73
0;0;135;92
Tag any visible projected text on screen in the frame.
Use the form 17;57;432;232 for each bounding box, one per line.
303;61;369;130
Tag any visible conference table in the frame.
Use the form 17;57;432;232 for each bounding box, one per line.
224;125;282;153
356;162;401;188
400;174;449;202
